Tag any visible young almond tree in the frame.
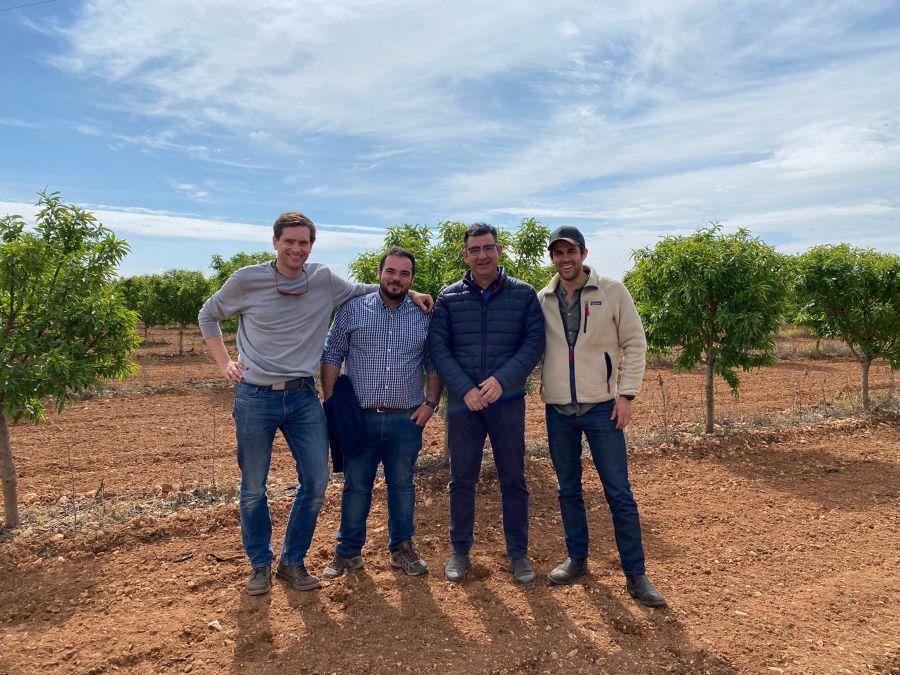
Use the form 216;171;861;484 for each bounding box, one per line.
794;245;899;411
0;192;139;528
117;274;165;341
157;269;211;355
625;225;791;433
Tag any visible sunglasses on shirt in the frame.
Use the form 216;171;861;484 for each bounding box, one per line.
274;264;309;296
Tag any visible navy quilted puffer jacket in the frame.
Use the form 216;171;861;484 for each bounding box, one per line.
428;268;545;402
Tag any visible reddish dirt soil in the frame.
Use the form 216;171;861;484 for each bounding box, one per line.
1;328;898;674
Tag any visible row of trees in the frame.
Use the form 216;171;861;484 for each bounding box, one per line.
627;228;898;428
115;251;276;353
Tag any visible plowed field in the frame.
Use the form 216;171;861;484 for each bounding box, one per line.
1;328;897;674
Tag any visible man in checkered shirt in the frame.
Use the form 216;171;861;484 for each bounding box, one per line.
320;247;442;577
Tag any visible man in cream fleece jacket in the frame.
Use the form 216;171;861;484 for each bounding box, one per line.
538;226;666;607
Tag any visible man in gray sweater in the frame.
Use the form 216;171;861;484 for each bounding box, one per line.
199;211;432;595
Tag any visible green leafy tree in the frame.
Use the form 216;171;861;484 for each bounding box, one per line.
793;245;899;411
157;269;212;355
625;225;791;433
117;274;165;341
348;218;553;296
504;217;555;290
210;251;275;289
0;192;139;528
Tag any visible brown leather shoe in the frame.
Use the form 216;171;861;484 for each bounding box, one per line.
275;561;321;591
245;566;271;595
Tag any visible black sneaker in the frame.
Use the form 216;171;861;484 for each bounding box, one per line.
245;566;271;595
625;574;667;607
275;561;321;591
389;540;428;576
321;553;364;580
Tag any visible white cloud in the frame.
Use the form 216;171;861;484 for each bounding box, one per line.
14;0;898;275
0;117;36;128
0;200;386;250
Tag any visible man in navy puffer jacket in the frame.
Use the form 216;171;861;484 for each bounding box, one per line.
428;223;545;584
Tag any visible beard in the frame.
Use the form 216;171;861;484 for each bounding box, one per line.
380;282;408;301
558;265;583;281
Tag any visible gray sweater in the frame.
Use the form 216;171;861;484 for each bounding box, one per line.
198;262;376;385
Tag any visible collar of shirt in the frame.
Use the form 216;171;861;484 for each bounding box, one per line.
464;267;504;293
555;276;596;306
374;292;414;312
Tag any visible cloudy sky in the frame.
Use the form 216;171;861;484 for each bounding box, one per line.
1;0;898;279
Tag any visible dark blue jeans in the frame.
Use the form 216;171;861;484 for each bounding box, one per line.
335;410;424;557
447;396;529;559
545;401;646;575
232;380;330;568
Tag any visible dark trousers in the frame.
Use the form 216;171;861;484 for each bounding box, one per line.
545;401;646;575
447;396;529;559
336;410;423;557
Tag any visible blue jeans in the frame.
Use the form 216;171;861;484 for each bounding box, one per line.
335;410;424;557
233;379;330;568
447;396;529;559
545;401;646;575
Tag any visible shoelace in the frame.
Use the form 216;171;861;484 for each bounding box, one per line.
398;546;421;565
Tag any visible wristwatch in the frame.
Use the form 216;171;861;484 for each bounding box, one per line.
425;399;438;410
620;394;636;401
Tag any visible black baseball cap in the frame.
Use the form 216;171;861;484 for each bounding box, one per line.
548;225;586;250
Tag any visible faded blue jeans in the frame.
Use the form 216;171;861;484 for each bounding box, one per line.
545;401;646;575
336;409;423;557
233;379;330;568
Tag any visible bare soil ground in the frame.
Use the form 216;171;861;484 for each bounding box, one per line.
1;328;898;674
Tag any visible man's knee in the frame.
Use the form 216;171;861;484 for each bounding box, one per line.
557;482;584;502
300;477;328;503
240;484;267;505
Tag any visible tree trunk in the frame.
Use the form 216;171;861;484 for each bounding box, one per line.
143;323;149;342
705;350;715;433
0;411;19;529
861;356;871;413
178;323;185;356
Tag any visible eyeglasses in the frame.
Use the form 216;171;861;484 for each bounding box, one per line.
274;264;309;296
464;243;499;255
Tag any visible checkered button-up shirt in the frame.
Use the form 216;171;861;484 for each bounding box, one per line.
321;292;435;409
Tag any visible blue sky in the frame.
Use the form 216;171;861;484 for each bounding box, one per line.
1;0;899;280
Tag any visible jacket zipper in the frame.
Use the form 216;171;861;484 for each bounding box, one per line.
481;301;488;381
584;301;589;333
604;352;613;393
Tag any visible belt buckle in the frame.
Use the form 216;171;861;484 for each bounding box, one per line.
271;382;286;391
375;406;387;413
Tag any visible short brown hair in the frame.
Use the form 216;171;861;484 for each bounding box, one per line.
378;246;416;276
273;211;316;242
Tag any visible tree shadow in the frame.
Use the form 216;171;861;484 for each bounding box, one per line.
684;433;900;512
